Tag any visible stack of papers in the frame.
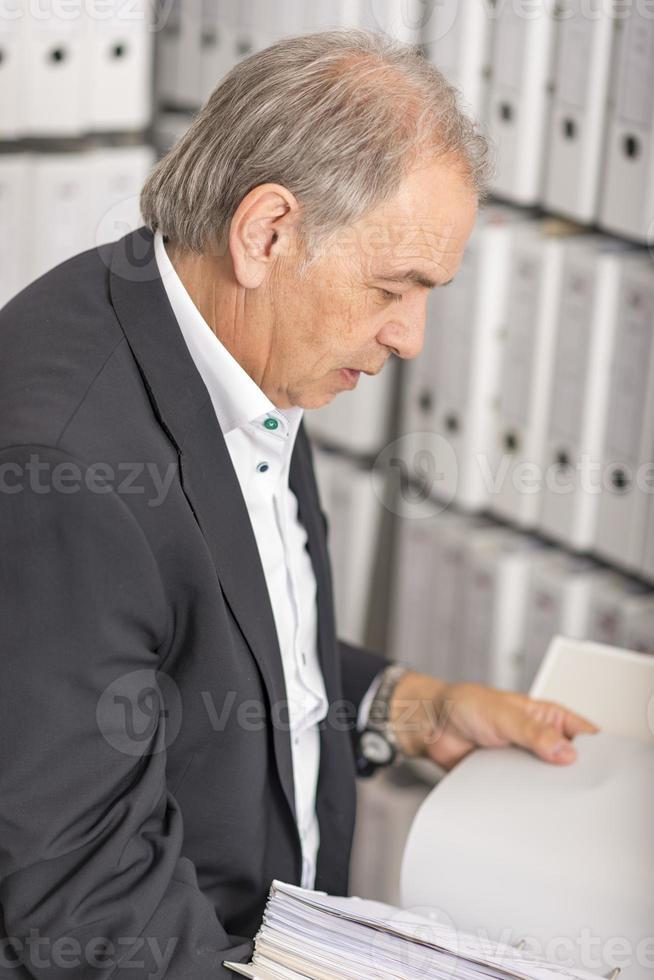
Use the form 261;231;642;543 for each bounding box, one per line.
225;882;605;980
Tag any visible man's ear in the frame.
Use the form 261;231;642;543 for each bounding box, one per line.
229;183;301;289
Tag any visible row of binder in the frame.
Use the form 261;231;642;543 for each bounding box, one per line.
0;145;154;308
388;509;654;696
425;0;654;243
311;448;389;647
484;0;654;244
0;0;152;138
313;205;654;582
155;0;654;245
309;205;654;584
156;0;421;109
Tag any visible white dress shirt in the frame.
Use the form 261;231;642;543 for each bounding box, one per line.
154;230;329;889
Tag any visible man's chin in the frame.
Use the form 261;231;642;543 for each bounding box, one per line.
300;390;340;411
297;370;363;410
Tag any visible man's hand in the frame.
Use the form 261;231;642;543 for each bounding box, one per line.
389;672;599;770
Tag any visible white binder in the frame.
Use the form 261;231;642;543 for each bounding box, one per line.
458;527;549;690
644;494;654;583
91;145;155;248
302;0;361;31
486;0;556;205
595;257;654;574
304;362;398;457
233;0;257;60
154;111;192;154
84;0;153;132
543;2;615;224
350;768;430;907
405;206;529;512
156;0;182;105
22;0;85;136
490;223;590;530
388;509;489;681
622;596;654;656
530;635;654;744
420;0;492;121
198;0;234;103
586;573;654;649
600;9;654;244
0;0;23;138
359;0;423;43
175;0;203;107
402;640;654;980
0;154;29;308
521;553;613;693
26;153;93;283
312;450;384;647
538;239;642;551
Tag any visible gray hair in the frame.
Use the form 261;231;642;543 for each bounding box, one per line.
141;29;492;258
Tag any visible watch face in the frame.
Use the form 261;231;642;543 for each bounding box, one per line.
360;730;394;766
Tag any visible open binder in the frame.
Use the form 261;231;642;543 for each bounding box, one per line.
401;639;654;980
228;639;653;980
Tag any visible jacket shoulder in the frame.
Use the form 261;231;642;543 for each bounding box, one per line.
0;242;127;449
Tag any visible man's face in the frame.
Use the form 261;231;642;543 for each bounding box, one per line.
261;157;478;409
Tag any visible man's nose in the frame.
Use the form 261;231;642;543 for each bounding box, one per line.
377;298;428;360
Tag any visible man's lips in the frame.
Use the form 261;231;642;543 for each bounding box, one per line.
340;368;361;387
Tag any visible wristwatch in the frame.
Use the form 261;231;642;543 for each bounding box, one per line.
356;664;408;778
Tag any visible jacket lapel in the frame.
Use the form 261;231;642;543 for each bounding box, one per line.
289;431;340;701
108;227;297;823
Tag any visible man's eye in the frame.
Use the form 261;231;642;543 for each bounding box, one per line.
379;289;403;303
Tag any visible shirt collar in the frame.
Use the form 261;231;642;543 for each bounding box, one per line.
154;229;303;441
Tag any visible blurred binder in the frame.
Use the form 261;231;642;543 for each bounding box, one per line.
312;449;384;647
305;363;398;457
521;554;613;693
0;0;22;138
84;0;153;131
91;145;155;247
490;223;589;529
644;495;654;582
543;2;615;224
458;527;549;690
595;257;654;574
421;0;492;121
600;9;654;244
26;153;92;282
388;509;489;681
23;0;85;136
586;573;653;649
486;0;556;205
0;155;29;308
538;239;643;551
400;206;528;512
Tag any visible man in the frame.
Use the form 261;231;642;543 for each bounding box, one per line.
0;30;596;980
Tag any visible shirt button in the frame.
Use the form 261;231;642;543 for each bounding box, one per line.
301;652;307;666
257;462;270;473
264;417;279;431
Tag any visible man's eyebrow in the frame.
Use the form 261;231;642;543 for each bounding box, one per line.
377;271;455;289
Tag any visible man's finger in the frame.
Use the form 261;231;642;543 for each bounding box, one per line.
503;710;580;765
561;706;599;738
525;699;599;738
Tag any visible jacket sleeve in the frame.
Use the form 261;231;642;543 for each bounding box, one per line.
0;446;253;979
338;640;389;719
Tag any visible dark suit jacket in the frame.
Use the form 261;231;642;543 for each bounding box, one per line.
0;227;387;979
